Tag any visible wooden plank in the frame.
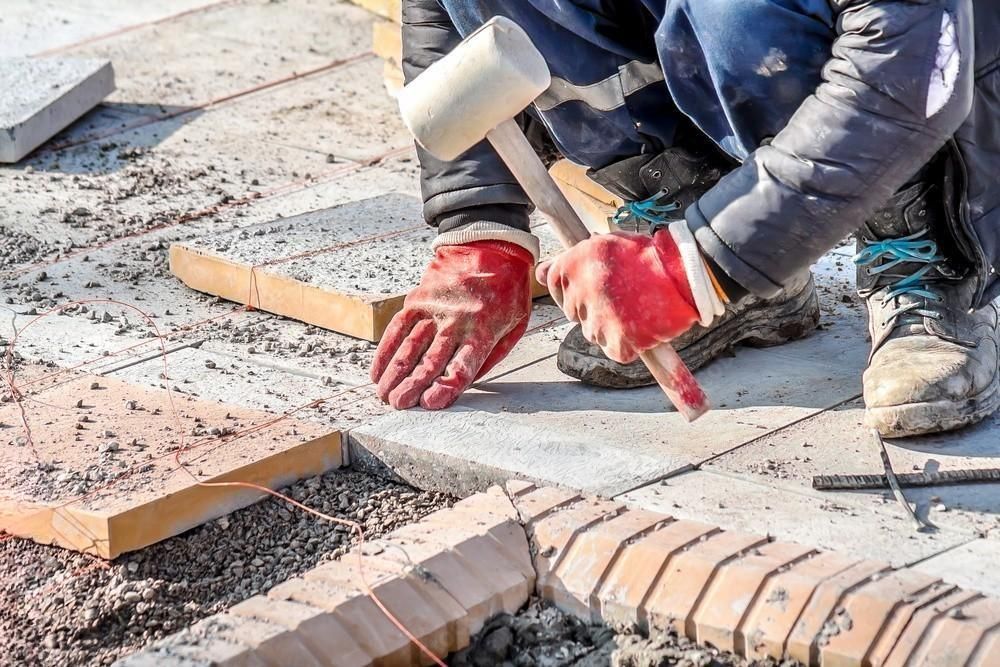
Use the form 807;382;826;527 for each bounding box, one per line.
372;20;401;68
0;361;342;558
347;0;402;23
170;194;555;342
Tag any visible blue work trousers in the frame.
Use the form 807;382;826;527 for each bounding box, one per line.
440;0;836;167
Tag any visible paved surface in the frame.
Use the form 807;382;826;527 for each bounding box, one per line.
1;7;998;663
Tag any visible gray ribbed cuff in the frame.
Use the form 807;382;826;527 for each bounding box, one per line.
432;221;540;262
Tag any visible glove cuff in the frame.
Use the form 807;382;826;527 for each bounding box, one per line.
665;221;727;327
432;221;540;262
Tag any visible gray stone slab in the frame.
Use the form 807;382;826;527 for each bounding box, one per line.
0;1;219;57
706;399;1000;537
913;535;1000;596
349;285;866;496
0;57;115;162
621;469;974;567
73;0;368;107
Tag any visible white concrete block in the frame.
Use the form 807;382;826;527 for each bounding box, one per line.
621;469;974;567
0;57;115;162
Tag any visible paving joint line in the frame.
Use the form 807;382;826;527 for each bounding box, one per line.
32;0;246;57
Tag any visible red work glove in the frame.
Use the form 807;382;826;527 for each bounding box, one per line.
371;240;533;410
535;231;699;364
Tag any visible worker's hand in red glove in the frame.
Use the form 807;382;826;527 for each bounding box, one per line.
371;240;533;410
535;231;699;364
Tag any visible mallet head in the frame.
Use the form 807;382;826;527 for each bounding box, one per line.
398;16;551;161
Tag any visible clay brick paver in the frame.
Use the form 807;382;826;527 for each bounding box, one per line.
819;570;942;667
643;530;770;636
784;560;892;664
596;519;719;628
865;582;959;667
523;497;624;599
548;508;666;618
901;596;1000;667
882;588;982;667
692;541;816;652
739;551;859;660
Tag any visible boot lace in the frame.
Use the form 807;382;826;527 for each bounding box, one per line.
611;188;680;233
854;229;945;326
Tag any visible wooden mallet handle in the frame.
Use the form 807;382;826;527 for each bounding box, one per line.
486;120;710;421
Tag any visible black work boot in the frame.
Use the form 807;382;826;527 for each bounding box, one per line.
557;138;821;389
856;166;1000;437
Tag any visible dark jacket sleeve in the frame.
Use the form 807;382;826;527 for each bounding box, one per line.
686;0;975;297
402;0;532;233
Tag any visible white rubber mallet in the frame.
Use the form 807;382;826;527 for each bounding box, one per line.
398;16;710;421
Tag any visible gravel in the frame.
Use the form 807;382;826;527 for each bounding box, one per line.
0;469;453;667
450;598;801;667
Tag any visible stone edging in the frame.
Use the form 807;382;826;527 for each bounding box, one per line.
117;482;1000;666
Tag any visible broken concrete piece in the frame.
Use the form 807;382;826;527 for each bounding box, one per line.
0;361;342;558
170;194;555;341
0;57;115;163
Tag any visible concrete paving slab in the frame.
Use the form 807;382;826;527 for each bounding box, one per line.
913;534;1000;596
620;470;972;567
74;23;330;108
349;307;866;497
0;57;115;162
0;361;342;558
202;56;410;163
706;399;1000;537
170;194;560;341
0;1;220;57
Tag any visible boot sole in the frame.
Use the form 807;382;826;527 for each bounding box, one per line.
865;371;1000;438
558;278;821;389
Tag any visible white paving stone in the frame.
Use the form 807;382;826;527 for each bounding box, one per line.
0;57;114;162
620;468;974;568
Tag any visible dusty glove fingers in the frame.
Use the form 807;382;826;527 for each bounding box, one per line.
374;317;436;403
420;342;491;410
385;330;460;410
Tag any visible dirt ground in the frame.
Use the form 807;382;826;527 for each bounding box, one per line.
450;598;801;667
0;469;453;667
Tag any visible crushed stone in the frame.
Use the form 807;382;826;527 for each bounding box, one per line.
1;469;453;667
450;598;801;667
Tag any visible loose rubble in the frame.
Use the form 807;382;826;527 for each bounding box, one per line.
451;598;801;667
0;469;453;667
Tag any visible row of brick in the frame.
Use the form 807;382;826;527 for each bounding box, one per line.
506;481;1000;667
116;487;533;666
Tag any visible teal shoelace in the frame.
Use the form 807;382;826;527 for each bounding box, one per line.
854;229;945;325
611;188;680;233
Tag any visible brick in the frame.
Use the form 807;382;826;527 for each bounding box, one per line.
196;613;324;667
904;596;1000;667
269;577;413;666
883;588;982;667
1;361;342;558
0;57;115;163
511;486;583;524
306;553;469;660
388;516;534;582
866;582;958;667
528;498;624;598
548;508;666;618
819;570;941;667
692;541;816;652
739;551;862;661
784;560;891;665
505;479;537;497
377;533;525;634
596;519;718;628
643;531;770;636
228;596;371;667
972;629;1000;666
